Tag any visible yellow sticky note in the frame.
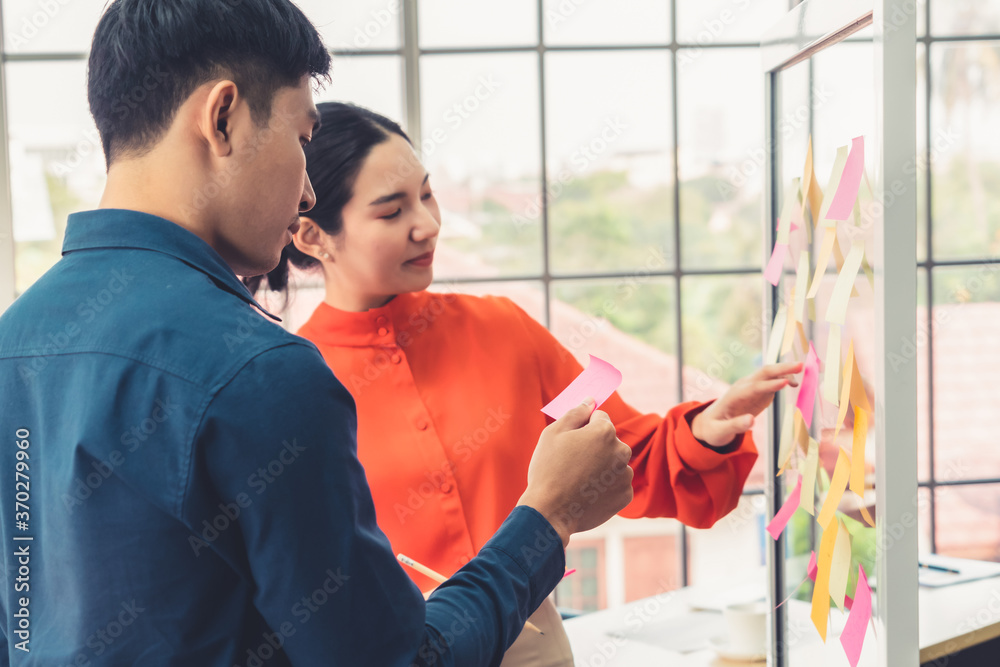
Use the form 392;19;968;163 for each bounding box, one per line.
794;254;809;323
794;408;809;454
817;448;850;530
834;341;855;440
829;518;852;611
776;404;795;473
860;503;876;527
777;179;800;245
822;324;842;406
766;304;788;366
851;408;869;496
832;231;861;297
818;145;850;226
800;437;819;516
796;321;809;356
849;349;871;414
824;240;865;326
781;289;798;357
811;516;839;642
807;228;838;299
802;138;824;228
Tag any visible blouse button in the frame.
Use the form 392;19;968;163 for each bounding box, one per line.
416;419;429;431
376;316;388;326
440;483;454;494
377;327;389;337
391;354;402;365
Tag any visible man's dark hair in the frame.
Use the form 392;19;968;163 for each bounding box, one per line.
87;0;332;167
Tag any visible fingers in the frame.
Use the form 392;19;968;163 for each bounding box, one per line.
757;378;793;395
552;398;597;431
759;361;804;379
589;409;612;425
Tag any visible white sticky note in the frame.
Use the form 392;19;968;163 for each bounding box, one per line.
824;240;865;325
822;324;842;405
765;304;788;366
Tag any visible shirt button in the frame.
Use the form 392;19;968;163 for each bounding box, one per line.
416;419;429;431
376;316;388;326
377;327;389;337
391;354;402;365
440;483;454;494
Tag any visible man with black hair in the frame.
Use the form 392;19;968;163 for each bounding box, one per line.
0;1;633;665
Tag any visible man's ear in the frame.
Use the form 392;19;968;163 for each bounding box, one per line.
201;80;240;158
293;217;332;261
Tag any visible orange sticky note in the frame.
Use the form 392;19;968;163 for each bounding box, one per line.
817;448;850;530
811;517;840;642
850;409;869;496
860;503;875;527
834;341;855;440
802;138;824;228
829;518;852;611
849;350;871;414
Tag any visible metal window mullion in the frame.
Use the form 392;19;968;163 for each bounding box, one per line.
401;0;422;147
536;1;552;329
924;22;938;553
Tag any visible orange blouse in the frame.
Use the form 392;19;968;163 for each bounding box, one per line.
297;291;757;591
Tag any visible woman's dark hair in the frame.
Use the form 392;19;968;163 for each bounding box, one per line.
242;102;412;296
88;0;332;166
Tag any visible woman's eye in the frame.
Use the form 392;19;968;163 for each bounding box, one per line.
380;208;402;220
421;191;434;201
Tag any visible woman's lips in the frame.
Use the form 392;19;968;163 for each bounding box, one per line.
406;251;434;267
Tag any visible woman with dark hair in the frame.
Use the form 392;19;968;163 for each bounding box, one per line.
247;102;800;666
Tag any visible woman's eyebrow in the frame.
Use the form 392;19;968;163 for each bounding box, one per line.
368;173;430;206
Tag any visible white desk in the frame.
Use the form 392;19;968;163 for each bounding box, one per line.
563;573;1000;665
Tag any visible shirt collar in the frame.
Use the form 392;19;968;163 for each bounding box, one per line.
61;208;281;321
297;291;426;347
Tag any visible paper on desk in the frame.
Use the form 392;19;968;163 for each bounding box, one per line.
800;437;819;516
767;474;802;540
765;243;789;286
807;228;838;299
818;448;850;530
829;518;852;611
795;342;819;429
818;145;851;226
822;324;842;405
826;137;865;221
766;304;788;366
841;565;872;667
541;355;622;419
850;408;868;496
825;240;865;325
918;554;1000;587
811;516;840;641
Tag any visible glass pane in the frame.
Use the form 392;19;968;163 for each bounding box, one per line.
435;280;546;323
930;0;1000;37
687;494;767;585
2;0;105;54
420;54;542;279
551;277;679;409
917;269;930;482
929;42;1000;260
917;487;932;557
917;0;927;37
419;0;537;48
681;274;764;487
812;42;875;171
935;485;1000;561
676;0;789;44
624;531;681;601
545;51;673;275
6;61;104;295
543;0;669;46
932;265;1000;481
677;48;762;269
296;0;400;50
316;55;403;126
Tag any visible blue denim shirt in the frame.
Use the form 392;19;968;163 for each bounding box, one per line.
0;209;564;666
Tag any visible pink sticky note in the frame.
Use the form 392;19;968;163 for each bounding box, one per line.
795;343;820;429
766;474;802;540
541;355;623;420
840;565;872;667
764;243;789;286
826;137;865;221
